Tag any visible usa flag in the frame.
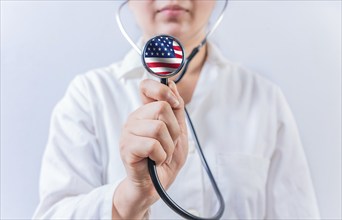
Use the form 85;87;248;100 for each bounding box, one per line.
143;35;184;76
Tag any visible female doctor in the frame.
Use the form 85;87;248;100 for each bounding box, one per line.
33;0;320;219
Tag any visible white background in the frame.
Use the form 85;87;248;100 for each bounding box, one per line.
1;1;341;219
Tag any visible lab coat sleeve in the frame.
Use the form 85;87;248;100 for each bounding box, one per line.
265;88;320;219
33;75;118;219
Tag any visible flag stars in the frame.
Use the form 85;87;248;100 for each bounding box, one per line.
145;37;178;58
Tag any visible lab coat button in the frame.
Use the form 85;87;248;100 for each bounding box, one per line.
188;140;195;153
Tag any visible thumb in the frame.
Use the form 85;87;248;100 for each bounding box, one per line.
168;81;187;134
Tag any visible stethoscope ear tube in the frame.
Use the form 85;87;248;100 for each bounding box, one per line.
116;0;229;57
174;46;200;84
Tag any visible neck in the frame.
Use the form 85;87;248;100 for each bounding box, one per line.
170;34;208;104
173;33;208;80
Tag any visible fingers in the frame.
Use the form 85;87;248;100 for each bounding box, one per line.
121;79;187;169
130;101;181;142
125;119;175;164
140;79;181;108
120;134;167;167
139;79;186;136
168;81;186;130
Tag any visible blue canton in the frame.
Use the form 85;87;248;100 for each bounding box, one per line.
145;36;175;58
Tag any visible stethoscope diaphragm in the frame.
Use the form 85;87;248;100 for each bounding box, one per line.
142;35;185;79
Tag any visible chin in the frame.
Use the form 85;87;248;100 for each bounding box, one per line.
156;26;187;42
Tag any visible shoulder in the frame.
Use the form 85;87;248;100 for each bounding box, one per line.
68;47;142;90
62;50;144;115
68;52;143;100
207;43;294;130
63;64;119;103
208;43;280;103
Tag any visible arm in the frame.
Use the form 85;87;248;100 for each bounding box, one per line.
33;77;187;219
33;75;116;219
265;88;320;219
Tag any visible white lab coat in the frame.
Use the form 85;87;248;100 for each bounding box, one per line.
33;43;320;219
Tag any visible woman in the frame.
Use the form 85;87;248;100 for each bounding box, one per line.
33;1;320;219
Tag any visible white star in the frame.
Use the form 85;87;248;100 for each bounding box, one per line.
161;43;164;46
151;52;154;55
145;52;148;55
155;43;158;46
158;48;161;51
162;53;164;56
164;48;167;51
148;48;151;50
153;48;156;51
168;53;170;56
158;39;161;41
156;53;159;55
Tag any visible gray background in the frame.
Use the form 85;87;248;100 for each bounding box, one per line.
1;0;341;219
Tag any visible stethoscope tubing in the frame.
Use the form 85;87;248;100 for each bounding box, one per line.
116;0;228;56
148;101;225;220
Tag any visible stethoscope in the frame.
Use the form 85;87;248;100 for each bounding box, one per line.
116;1;228;219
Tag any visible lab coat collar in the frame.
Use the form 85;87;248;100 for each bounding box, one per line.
114;39;145;79
206;41;229;68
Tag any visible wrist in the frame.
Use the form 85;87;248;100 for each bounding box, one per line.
112;178;156;219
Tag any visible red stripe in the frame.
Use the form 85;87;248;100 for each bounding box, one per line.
156;71;172;75
173;46;181;51
147;62;181;68
175;54;183;58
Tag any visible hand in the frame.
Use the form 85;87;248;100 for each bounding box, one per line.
112;79;188;219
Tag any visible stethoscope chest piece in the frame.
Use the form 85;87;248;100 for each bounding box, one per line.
142;35;185;79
